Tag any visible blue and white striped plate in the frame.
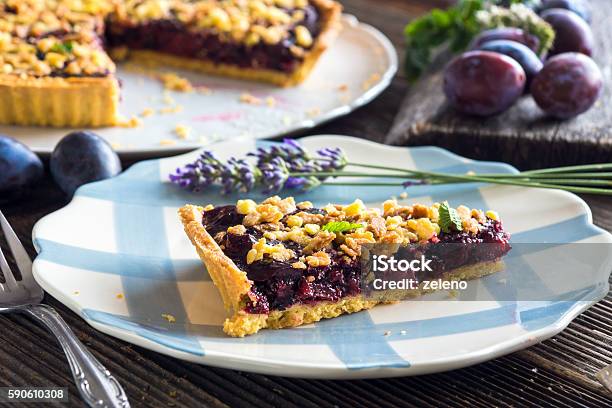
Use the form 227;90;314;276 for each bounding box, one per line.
32;135;612;379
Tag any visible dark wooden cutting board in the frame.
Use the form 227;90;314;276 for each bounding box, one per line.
386;0;611;170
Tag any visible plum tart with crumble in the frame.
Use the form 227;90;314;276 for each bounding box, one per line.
179;196;511;337
0;0;341;127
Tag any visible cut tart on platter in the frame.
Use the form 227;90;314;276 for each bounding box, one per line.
0;0;342;127
179;196;512;337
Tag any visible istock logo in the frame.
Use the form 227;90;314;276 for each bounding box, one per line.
372;254;432;273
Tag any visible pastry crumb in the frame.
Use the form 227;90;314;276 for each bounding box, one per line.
159;72;194;92
174;124;191;140
73;290;80;295
197;86;212;95
159;105;183;114
140;107;155;117
399;192;408;199
159;139;177;146
117;115;142;128
265;96;276;107
162;91;175;105
110;142;122;150
306;107;320;117
162;313;176;323
116;293;124;299
240;92;262;105
362;72;381;90
338;84;348;92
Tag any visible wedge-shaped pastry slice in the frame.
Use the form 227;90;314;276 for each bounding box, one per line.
179;196;511;337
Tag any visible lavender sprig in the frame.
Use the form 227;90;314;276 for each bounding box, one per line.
171;140;343;194
169;151;225;192
169;140;612;197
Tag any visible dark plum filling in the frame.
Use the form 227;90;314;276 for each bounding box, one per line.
203;205;511;315
105;5;321;73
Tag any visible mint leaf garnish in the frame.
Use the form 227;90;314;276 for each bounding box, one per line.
438;202;463;233
50;41;74;54
321;221;364;233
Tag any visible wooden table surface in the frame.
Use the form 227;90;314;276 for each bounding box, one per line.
2;1;612;406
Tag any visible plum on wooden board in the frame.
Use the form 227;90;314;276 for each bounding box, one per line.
541;8;594;56
443;51;526;117
531;52;602;119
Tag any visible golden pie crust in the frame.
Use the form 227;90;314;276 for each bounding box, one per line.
179;204;505;337
0;75;120;127
0;0;342;127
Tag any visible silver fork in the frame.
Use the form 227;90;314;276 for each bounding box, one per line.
0;210;129;407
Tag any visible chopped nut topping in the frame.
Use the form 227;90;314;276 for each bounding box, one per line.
303;223;320;235
246;238;295;264
286;215;303;228
243;204;284;226
0;0;317;78
294;25;313;47
305;251;331;267
343;199;365;218
297;201;313;210
412;204;430;219
486;210;500;221
227;224;246;235
236;199;257;215
292;261;307;269
367;216;387;239
303;230;335;255
224;196;501;268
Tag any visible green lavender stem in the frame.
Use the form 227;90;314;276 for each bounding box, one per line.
291;160;612;195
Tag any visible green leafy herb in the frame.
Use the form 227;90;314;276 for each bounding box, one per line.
438;202;463;233
50;41;74;54
404;0;487;82
321;221;364;233
404;0;554;82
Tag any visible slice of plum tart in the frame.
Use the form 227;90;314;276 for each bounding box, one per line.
179;196;511;337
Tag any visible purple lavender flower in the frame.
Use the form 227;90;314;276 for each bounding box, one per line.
220;158;261;194
258;157;290;193
248;139;310;167
169;151;260;194
169;151;224;192
170;140;348;194
316;147;348;171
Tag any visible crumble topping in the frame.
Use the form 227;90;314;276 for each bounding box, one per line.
112;0;320;48
0;0;114;77
199;196;511;316
205;196;504;264
246;237;295;264
0;0;322;77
